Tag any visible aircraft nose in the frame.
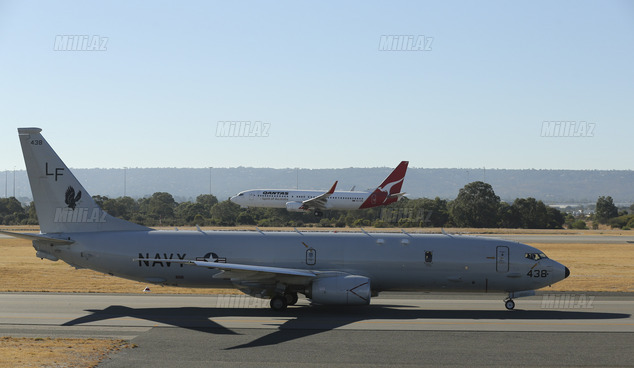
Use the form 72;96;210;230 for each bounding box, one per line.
565;267;570;279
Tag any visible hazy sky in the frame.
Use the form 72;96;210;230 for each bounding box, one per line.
1;1;632;171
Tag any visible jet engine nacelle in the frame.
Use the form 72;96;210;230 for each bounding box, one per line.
309;275;371;305
285;201;305;212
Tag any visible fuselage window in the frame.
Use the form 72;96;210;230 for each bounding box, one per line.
425;251;432;263
524;253;548;260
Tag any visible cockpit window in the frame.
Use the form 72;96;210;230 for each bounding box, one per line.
525;253;548;260
238;193;244;196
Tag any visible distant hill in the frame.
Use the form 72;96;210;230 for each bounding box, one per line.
5;167;634;205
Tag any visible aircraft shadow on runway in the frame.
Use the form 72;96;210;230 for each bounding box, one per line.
61;304;631;350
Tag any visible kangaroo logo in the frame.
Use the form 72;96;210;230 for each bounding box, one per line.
378;178;404;203
65;186;82;210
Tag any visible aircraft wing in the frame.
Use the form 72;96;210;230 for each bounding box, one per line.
146;259;317;284
301;181;338;210
0;230;75;245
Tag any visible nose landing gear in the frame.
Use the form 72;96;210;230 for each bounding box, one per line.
504;290;535;310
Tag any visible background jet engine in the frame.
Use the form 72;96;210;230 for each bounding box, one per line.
285;201;306;212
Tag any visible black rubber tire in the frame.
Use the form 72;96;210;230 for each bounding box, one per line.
270;295;288;311
285;292;299;306
505;299;515;310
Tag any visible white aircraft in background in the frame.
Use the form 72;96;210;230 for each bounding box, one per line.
1;128;569;311
230;161;409;216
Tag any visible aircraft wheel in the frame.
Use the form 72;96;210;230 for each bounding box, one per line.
285;292;298;306
270;295;288;311
505;299;515;310
314;210;322;217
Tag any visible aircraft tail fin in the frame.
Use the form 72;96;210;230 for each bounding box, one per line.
359;161;409;209
17;128;150;234
376;161;408;193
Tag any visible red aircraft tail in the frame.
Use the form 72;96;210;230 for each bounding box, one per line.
359;161;409;209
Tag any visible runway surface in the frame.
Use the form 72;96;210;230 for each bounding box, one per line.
1;292;632;367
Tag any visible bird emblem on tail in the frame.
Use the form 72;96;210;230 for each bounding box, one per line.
65;186;82;210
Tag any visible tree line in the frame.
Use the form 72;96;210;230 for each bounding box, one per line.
1;181;632;229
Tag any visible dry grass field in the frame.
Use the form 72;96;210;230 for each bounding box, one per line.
536;242;634;292
0;237;239;294
0;337;133;368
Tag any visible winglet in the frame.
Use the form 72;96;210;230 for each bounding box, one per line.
300;181;338;211
327;181;338;194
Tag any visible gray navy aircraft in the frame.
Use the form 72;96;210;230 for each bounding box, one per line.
1;128;570;311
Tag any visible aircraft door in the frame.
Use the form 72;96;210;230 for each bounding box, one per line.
496;246;509;272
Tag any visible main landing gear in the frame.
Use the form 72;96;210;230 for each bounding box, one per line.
504;299;515;310
313;210;323;217
269;292;299;311
285;292;299;306
270;296;287;311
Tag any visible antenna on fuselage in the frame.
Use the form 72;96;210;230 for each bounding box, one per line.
294;227;303;235
359;227;372;237
255;226;265;235
441;228;453;238
401;228;413;238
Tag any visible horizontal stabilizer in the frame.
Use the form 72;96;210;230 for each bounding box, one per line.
0;230;74;245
